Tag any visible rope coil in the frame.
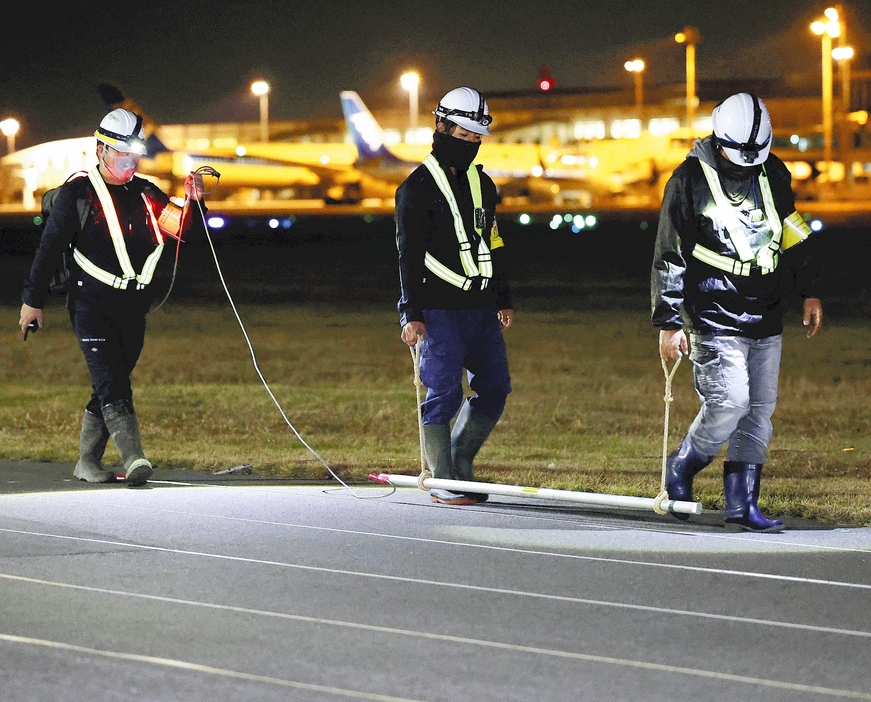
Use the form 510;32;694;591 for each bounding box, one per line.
654;354;682;514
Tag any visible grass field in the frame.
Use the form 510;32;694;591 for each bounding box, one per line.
2;216;870;525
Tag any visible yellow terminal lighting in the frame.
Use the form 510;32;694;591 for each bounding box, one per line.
1;117;20;153
810;8;842;164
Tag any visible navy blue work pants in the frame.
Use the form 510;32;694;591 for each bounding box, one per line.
69;296;148;416
418;306;511;425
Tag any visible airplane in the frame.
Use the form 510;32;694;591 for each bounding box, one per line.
0;86;352;210
338;90;596;205
106;85;596;206
538;129;708;204
1;85;696;212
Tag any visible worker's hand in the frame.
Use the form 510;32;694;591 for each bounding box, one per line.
184;172;205;201
19;304;43;334
401;321;426;346
498;309;514;331
659;328;687;361
803;297;822;338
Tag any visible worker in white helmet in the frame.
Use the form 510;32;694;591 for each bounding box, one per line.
19;108;205;487
395;87;514;505
652;93;823;532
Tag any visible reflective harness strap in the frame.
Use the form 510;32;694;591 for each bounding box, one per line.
421;154;492;291
74;168;165;290
691;245;777;276
694;161;782;276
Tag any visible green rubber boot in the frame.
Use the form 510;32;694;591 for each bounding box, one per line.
73;409;115;483
102;400;153;487
451;400;497;502
423;423;475;505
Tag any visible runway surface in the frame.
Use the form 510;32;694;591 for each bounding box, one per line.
1;461;869;701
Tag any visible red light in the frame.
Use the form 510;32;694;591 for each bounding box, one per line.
537;65;556;92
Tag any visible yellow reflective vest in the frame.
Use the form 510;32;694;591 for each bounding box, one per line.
692;161;811;277
421;155;493;291
72;167;165;290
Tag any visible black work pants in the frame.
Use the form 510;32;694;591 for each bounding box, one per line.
69;294;149;416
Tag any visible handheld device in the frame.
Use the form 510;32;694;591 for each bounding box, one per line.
23;320;38;341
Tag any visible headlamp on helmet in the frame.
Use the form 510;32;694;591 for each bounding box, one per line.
95;108;148;155
433;87;493;136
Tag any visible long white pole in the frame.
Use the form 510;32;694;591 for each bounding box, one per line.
369;473;703;516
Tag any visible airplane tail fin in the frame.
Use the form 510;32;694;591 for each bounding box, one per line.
97;84;170;155
340;91;403;164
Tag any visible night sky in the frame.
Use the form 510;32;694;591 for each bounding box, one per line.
2;0;869;148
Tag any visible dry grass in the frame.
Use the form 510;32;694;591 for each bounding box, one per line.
2;301;870;525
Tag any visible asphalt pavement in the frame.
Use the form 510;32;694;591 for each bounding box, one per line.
1;459;869;702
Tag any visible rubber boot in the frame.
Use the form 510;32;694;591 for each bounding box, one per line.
723;461;784;533
451;400;497;503
423;423;474;505
102;400;153;487
665;434;714;521
73;409;115;483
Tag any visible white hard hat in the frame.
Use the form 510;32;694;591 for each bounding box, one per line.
712;93;772;167
433;87;492;136
95;108;147;154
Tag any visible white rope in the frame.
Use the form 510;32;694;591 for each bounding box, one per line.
410;342;431;491
653;354;682;514
186;195;393;499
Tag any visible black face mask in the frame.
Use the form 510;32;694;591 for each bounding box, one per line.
432;130;480;172
714;144;760;181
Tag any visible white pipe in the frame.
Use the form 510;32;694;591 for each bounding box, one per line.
369;473;703;516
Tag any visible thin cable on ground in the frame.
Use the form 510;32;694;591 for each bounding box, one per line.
654;354;682;514
188;194;393;499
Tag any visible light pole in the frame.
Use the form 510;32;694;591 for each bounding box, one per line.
832;45;854;114
811;8;841;165
251;80;270;143
623;59;645;121
832;44;854;187
675;27;700;130
0;118;20;154
400;71;420;140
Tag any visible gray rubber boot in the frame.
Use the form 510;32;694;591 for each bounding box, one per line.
423;423;474;505
451;400;497;502
102;400;153;487
73;409;115;483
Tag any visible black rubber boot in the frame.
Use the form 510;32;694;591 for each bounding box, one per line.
423;423;475;505
451;400;497;502
102;400;153;487
665;435;714;521
73;410;115;483
723;461;784;533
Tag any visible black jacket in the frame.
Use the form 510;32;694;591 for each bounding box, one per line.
651;136;821;338
22;172;179;310
395;156;512;327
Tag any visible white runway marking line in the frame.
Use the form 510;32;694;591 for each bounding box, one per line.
2;527;871;640
0;633;423;702
0;581;869;702
16;486;871;555
6;496;871;589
